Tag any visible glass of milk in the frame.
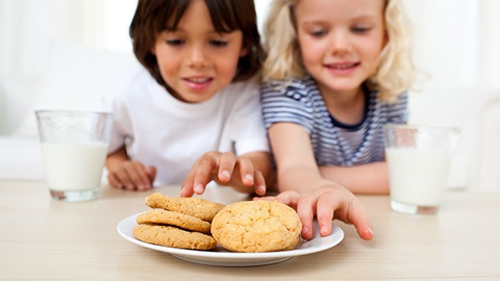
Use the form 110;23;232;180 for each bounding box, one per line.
35;110;113;202
384;124;460;215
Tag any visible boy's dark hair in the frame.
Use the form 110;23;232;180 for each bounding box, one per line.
130;0;264;87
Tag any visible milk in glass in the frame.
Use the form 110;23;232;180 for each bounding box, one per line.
41;142;108;191
386;147;453;207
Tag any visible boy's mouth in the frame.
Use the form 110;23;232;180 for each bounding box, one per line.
184;77;213;84
182;77;213;90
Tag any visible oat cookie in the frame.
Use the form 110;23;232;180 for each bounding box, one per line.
136;209;211;234
211;200;302;253
145;192;225;222
133;224;217;250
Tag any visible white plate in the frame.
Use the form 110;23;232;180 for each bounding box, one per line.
117;212;344;267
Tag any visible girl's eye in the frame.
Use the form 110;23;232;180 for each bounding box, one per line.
210;40;228;47
351;26;371;33
309;30;327;38
166;39;184;46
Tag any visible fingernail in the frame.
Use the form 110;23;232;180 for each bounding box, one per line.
320;225;328;235
244;174;253;183
302;226;309;235
194;184;203;193
221;170;231;179
257;185;265;194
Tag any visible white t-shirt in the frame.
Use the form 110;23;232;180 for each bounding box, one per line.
101;66;269;185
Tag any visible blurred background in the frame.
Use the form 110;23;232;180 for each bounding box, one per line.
1;0;499;190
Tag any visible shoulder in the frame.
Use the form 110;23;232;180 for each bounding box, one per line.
102;66;152;101
219;78;261;107
261;76;315;103
224;78;260;95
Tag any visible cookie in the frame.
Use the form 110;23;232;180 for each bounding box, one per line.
133;224;217;250
136;209;211;234
211;200;302;253
145;192;225;222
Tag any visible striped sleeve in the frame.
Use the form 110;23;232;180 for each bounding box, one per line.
260;81;315;134
387;91;409;124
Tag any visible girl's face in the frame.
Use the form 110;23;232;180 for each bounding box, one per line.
295;0;387;97
152;0;247;103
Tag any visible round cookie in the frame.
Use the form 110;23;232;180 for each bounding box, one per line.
136;209;211;234
211;200;302;253
145;192;225;222
133;224;217;250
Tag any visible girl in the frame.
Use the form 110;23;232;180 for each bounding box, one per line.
259;0;415;240
102;0;271;196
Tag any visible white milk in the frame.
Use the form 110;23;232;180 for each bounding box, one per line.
386;148;453;206
41;142;108;191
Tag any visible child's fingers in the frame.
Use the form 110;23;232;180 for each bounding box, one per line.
107;172;123;189
295;193;317;241
125;162;150;191
180;169;196;197
273;190;301;210
218;152;236;182
114;168;135;190
348;202;374;241
147;166;157;183
193;157;217;195
253;170;266;195
180;183;194;197
235;157;254;186
315;193;337;237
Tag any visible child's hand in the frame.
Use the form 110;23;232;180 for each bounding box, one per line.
254;187;373;241
180;151;266;197
107;160;156;191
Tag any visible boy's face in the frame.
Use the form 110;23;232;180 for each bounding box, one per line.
152;0;247;103
295;0;387;97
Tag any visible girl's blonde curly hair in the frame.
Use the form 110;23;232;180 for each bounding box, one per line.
262;0;416;103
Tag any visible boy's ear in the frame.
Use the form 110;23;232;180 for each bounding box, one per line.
239;47;248;57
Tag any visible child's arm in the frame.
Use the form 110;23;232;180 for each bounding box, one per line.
105;146;156;191
180;151;274;197
266;122;373;240
319;162;389;194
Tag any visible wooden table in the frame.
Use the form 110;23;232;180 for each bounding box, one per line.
1;180;499;280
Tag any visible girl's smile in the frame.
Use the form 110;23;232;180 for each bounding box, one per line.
325;61;361;76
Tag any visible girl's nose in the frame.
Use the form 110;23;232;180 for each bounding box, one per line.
329;30;351;55
187;44;208;68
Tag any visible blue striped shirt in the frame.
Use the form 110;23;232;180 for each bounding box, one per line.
261;76;408;166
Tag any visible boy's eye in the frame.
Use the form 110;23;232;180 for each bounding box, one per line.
210;40;228;47
166;39;184;46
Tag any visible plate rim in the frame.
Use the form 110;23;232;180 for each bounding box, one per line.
117;212;344;264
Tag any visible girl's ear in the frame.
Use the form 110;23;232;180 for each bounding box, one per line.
384;25;390;45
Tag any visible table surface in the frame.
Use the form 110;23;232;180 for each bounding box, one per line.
1;180;499;281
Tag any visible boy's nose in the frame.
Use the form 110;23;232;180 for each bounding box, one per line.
187;45;208;67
